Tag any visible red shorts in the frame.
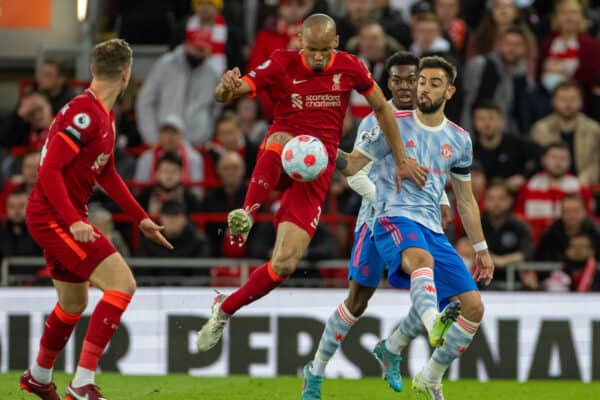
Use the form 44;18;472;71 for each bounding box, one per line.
26;214;117;283
273;162;335;237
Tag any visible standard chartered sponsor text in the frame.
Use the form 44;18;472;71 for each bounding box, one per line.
305;94;341;108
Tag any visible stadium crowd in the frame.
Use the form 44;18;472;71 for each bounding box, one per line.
1;0;600;291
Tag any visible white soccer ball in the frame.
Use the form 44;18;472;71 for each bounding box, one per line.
281;135;329;182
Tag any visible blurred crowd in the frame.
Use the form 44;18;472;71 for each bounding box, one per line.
1;0;600;291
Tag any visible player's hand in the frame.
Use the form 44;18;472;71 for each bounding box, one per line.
69;221;100;243
221;67;242;91
440;204;452;230
139;218;174;250
472;249;494;286
395;158;428;191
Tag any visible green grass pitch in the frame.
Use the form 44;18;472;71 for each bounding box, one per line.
1;372;598;399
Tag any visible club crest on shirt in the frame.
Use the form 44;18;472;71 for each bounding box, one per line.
332;73;342;91
441;144;453;160
73;113;91;129
91;153;110;171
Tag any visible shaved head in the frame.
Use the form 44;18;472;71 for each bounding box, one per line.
302;13;337;35
301;13;339;71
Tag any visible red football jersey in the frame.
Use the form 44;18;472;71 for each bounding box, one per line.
242;49;375;161
28;89;115;221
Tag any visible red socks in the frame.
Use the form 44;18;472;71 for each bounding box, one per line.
221;261;287;315
243;143;283;217
77;290;131;371
36;303;82;369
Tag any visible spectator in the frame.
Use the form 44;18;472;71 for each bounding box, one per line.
347;21;401;117
5;149;41;193
373;0;412;49
88;205;131;257
203;111;258;185
134;114;204;184
434;0;468;54
0;150;41;219
481;182;534;289
462;25;531;134
530;81;600;185
236;97;268;146
0;92;52;149
536;194;600;261
0;188;41;258
247;0;310;119
410;12;453;57
336;0;373;50
521;57;571;129
539;0;600;118
32;59;76;114
137;152;202;215
137;199;210;257
472;100;540;192
466;0;538;76
202;152;247;257
515;143;593;221
136;29;220;146
248;213;338;262
174;0;245;73
544;233;600;292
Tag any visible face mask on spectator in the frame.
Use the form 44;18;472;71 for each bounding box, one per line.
542;73;565;92
514;0;533;8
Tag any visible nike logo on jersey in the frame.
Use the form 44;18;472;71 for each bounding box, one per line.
406;140;416;148
292;79;307;84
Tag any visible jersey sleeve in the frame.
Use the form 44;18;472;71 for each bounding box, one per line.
450;135;473;181
355;114;390;161
242;50;286;98
348;54;376;96
55;101;99;151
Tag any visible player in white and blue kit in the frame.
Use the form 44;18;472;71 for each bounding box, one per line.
302;52;453;400
339;56;494;399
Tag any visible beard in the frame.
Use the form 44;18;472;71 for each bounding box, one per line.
417;95;445;114
185;53;205;68
547;168;567;179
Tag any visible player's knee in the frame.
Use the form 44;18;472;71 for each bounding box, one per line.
461;298;484;322
401;249;434;273
60;299;88;315
266;131;292;146
121;277;137;296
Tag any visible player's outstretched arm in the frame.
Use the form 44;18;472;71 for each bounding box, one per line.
364;85;428;190
215;67;252;103
346;162;376;203
97;160;174;250
450;175;495;285
335;149;370;177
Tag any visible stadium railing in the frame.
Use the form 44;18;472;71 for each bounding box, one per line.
1;256;563;291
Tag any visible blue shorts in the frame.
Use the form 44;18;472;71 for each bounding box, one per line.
373;216;478;309
348;224;387;288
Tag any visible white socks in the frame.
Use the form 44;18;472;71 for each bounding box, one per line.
72;366;95;388
31;362;52;384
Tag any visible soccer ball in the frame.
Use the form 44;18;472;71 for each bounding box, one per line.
281;135;329;182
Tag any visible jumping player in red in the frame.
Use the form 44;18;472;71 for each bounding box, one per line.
197;14;428;351
20;39;173;400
